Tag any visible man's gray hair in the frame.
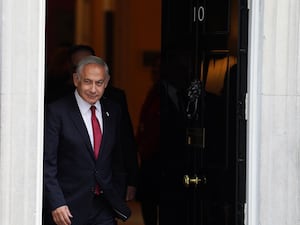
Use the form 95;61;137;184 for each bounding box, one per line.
76;55;110;77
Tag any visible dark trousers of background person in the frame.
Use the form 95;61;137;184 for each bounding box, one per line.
137;157;159;225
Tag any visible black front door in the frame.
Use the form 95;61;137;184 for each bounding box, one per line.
160;1;248;225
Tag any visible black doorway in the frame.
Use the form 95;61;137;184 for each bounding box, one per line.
160;0;248;224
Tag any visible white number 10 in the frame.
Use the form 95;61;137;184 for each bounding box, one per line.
193;6;205;22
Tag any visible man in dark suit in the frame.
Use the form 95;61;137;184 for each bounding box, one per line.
43;56;131;225
67;45;138;201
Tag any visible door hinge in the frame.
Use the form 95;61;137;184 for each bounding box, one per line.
238;93;248;121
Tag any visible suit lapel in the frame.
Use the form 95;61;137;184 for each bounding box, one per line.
98;98;113;160
67;95;115;161
68;95;95;159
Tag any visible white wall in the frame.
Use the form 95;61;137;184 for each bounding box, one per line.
247;0;300;224
0;0;45;224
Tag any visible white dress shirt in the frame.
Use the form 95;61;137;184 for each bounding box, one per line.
74;90;103;148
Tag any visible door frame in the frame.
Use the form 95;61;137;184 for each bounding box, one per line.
246;0;261;224
0;0;46;224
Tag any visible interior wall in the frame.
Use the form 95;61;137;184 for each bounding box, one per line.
46;0;75;62
114;0;161;132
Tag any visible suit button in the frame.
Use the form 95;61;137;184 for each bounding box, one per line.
95;170;98;174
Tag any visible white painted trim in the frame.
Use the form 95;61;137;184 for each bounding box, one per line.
246;0;263;224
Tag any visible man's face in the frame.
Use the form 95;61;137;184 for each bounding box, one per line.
73;63;109;104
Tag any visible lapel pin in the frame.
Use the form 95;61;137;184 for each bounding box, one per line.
106;112;110;117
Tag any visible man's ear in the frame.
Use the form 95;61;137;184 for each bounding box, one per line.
73;73;79;87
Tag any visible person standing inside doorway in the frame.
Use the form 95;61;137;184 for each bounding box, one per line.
136;57;160;225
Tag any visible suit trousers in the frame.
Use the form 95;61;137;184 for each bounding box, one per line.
87;195;116;225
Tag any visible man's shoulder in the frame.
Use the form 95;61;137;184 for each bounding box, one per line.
104;85;128;107
46;93;75;110
106;85;125;95
105;85;126;99
101;95;121;109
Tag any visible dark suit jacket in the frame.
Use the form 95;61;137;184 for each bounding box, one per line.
45;83;139;194
43;93;127;225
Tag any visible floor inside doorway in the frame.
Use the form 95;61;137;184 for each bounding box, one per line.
122;201;145;225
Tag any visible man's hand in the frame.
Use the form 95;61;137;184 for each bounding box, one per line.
52;205;73;225
126;186;136;201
